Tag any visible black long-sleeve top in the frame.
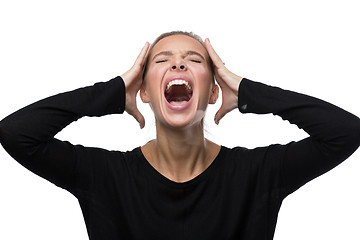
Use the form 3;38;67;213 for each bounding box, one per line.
0;77;359;240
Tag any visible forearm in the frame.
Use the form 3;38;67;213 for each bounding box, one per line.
238;78;360;150
0;76;125;161
238;78;360;194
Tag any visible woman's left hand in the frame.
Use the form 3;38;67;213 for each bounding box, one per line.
204;38;243;124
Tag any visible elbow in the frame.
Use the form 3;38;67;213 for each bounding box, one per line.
0;119;36;159
0;117;16;141
0;120;17;152
323;118;360;161
0;120;9;145
354;120;360;149
0;121;15;160
338;119;360;159
350;117;360;148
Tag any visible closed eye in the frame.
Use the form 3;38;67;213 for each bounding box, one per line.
190;60;201;63
155;60;168;63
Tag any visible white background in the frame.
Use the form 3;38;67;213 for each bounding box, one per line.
0;0;359;239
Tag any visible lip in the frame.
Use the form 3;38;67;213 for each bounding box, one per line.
162;75;194;111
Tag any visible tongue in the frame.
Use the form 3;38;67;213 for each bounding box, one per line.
168;96;190;102
165;85;192;103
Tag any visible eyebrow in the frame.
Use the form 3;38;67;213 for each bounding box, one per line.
152;50;205;61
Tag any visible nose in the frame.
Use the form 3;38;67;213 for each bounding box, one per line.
170;62;187;71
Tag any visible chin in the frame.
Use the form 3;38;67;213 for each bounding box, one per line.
161;109;199;129
158;100;206;130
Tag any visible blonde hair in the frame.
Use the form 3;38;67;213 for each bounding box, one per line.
142;31;214;80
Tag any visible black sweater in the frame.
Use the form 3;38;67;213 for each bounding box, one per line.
0;77;359;240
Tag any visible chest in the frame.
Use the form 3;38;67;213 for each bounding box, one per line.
82;174;281;240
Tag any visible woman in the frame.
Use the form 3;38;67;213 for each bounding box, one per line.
0;31;359;239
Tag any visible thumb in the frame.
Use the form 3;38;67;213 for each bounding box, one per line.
131;107;145;129
214;104;227;125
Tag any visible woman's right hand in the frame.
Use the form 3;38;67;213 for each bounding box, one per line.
121;42;150;129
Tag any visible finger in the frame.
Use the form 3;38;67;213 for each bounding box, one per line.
134;42;150;67
132;107;145;129
214;105;227;125
205;38;224;69
213;69;225;87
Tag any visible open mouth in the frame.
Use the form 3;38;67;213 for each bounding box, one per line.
165;79;193;103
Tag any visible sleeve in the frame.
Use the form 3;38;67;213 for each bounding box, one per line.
0;76;126;190
238;78;360;196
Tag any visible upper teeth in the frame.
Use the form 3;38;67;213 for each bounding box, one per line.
166;79;192;92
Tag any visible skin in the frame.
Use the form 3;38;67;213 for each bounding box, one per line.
121;35;243;182
141;35;217;129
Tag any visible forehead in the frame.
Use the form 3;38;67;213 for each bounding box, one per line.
151;35;207;57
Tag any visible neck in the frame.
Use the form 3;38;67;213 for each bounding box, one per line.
142;121;220;183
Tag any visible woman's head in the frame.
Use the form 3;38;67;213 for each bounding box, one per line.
140;31;219;129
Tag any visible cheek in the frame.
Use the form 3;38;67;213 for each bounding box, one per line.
193;68;214;104
143;67;166;101
193;62;213;78
145;65;163;84
194;66;214;89
145;63;166;82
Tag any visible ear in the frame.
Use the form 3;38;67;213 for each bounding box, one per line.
140;84;150;103
209;84;219;104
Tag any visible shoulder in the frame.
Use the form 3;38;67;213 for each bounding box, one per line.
73;145;144;173
220;143;288;168
219;144;288;192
